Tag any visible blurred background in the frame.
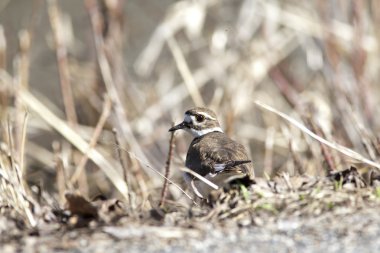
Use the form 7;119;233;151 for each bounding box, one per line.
1;0;380;204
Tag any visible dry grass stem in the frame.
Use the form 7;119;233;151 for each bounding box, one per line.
52;141;66;204
70;96;112;184
260;3;377;52
47;0;78;125
19;112;28;177
0;25;6;68
166;36;204;107
255;101;380;170
307;118;337;173
2;1;380;250
125;151;195;203
132;54;237;129
15;30;31;155
112;128;129;186
19;90;130;201
1;122;38;228
180;167;218;190
85;0;155;183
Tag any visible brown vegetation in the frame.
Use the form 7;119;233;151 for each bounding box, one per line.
1;0;380;252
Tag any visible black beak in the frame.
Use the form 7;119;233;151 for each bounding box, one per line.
169;121;187;132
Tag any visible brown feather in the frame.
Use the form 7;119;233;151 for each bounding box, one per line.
185;132;254;179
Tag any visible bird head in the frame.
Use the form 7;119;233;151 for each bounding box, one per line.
169;107;223;137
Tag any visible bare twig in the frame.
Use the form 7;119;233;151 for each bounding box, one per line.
159;125;175;207
124;150;196;204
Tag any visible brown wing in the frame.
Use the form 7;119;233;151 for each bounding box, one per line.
185;132;254;178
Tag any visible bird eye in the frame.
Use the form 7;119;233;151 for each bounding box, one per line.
195;114;205;122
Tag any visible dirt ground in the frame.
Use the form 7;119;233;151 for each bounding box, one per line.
2;173;380;253
2;204;380;253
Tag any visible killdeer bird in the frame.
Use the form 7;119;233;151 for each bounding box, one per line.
169;107;254;198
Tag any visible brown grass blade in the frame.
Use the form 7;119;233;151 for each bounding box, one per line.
19;90;130;201
255;101;380;170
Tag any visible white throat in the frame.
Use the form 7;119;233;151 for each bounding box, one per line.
186;126;223;137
